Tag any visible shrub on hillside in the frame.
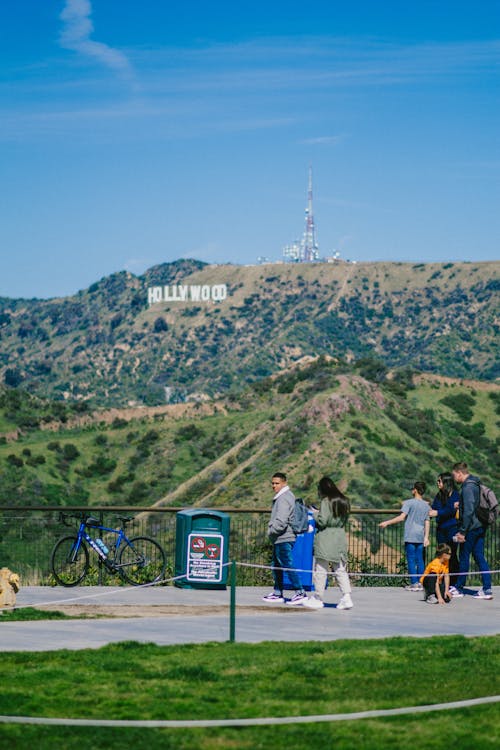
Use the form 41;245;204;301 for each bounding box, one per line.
440;393;475;422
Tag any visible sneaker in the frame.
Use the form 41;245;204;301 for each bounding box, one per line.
337;594;353;610
426;594;438;604
302;596;324;609
451;588;464;598
287;592;308;606
262;592;284;603
404;584;421;592
473;589;493;600
449;586;458;595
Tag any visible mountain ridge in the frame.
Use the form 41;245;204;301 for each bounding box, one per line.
0;259;498;407
1;363;498;512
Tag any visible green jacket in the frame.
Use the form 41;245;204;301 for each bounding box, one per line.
313;498;348;563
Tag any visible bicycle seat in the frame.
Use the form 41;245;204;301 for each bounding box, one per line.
85;516;100;527
117;515;133;525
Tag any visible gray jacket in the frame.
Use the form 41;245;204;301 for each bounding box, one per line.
459;474;483;534
268;488;296;544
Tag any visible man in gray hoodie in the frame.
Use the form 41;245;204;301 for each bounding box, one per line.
262;472;307;605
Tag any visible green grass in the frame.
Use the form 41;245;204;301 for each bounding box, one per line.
0;636;498;749
0;607;72;622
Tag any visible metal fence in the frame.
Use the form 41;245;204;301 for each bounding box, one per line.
0;506;498;587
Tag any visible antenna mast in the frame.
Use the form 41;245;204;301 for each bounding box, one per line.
282;166;321;262
302;165;319;261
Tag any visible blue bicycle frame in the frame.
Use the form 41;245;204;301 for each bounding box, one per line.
71;518;128;564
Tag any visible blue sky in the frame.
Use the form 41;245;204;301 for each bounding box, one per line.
1;1;499;299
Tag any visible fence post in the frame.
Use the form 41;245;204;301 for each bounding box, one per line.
229;560;236;643
98;510;104;586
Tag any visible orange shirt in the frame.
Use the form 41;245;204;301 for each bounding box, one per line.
420;557;449;584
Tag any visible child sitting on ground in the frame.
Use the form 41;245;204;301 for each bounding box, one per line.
420;543;452;604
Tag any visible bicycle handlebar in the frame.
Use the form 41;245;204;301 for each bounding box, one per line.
59;511;85;527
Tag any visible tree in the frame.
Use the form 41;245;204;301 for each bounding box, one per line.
153;317;168;333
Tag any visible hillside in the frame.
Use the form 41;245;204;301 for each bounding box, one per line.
0;259;498;407
1;360;498;511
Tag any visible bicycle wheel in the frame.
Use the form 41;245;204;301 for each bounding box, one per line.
51;535;89;587
118;536;166;585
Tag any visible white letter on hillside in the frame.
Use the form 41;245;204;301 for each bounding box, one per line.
212;284;227;302
190;286;201;301
148;287;163;306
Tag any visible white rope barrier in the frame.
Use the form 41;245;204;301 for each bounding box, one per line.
0;695;498;728
0;571;186;612
234;561;500;577
2;560;498;613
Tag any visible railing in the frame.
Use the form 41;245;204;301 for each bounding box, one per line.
0;506;498;587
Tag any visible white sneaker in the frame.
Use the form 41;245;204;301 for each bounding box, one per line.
450;589;464;598
426;594;438;604
337;595;353;610
473;589;493;600
302;596;324;609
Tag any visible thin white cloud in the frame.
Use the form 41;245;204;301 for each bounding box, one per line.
59;0;134;79
300;135;345;146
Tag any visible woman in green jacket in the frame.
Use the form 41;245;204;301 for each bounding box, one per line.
303;476;353;610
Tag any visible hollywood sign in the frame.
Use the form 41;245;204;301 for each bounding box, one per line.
148;284;228;306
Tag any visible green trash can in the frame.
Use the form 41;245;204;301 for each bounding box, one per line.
175;509;230;589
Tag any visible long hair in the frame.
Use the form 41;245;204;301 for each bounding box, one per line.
437;472;455;505
317;476;350;520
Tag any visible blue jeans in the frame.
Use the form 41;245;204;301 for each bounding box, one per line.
272;541;303;593
455;526;492;592
405;542;425;585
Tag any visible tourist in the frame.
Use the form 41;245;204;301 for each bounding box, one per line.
379;482;430;591
303;476;353;610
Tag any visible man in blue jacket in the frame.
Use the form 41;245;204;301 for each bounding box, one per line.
262;472;307;605
452;462;493;600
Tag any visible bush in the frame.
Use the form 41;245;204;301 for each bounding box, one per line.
153;317;168;333
6;454;23;467
440;393;476;422
62;443;80;461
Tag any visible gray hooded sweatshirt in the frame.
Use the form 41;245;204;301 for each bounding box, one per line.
268;486;296;544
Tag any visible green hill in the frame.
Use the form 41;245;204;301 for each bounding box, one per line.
1;359;498;510
0;259;498;407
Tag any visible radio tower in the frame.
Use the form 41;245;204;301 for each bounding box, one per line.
302;165;319;261
282;166;320;262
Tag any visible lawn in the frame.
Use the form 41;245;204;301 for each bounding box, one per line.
0;635;498;749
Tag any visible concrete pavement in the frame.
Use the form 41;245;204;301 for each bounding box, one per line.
0;585;498;651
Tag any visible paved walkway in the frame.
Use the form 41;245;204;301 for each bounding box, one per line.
1;585;498;651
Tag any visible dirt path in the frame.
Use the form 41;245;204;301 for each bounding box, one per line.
36;604;304;618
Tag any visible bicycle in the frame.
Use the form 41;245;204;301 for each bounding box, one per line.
50;513;167;587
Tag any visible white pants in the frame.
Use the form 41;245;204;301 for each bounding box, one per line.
313;557;351;600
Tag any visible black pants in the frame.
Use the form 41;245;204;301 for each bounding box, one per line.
422;574;446;600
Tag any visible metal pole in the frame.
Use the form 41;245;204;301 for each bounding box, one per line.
229;560;236;643
98;510;104;586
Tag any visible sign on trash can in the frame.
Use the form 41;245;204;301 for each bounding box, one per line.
175;509;230;589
